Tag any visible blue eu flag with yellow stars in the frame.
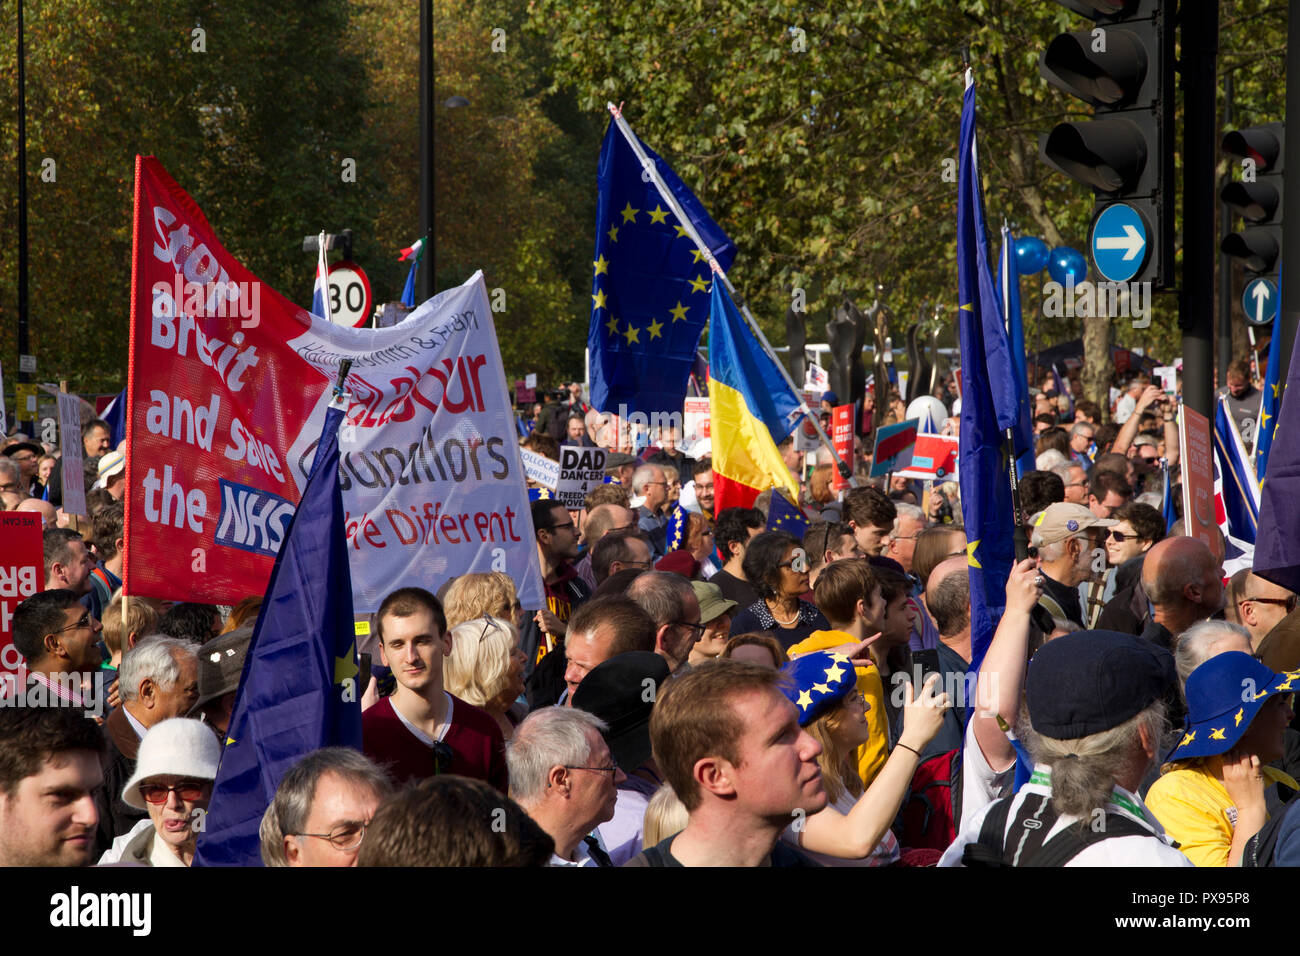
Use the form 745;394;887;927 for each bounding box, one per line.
587;118;736;417
194;399;363;866
956;71;1017;671
766;489;810;540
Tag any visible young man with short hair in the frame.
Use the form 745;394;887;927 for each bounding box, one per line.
362;587;508;792
709;506;765;609
625;661;824;867
0;707;104;866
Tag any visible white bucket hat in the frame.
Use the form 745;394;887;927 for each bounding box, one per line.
121;718;222;810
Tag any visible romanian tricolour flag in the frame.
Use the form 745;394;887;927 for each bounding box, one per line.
956;70;1018;671
708;282;802;512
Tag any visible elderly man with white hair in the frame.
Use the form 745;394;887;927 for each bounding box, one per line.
631;464;669;557
505;706;626;866
94;635;200;856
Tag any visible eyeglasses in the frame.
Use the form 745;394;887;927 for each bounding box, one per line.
52;612;94;633
138;781;208;805
565;765;619;779
778;550;809;573
546;521;576;532
1241;595;1299;613
672;620;707;639
295;821;369;852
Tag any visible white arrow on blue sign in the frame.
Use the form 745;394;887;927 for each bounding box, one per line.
1090;203;1149;284
1242;277;1278;327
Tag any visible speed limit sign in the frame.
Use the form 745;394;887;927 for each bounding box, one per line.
326;260;372;328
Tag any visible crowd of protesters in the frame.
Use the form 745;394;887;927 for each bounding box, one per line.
4;354;1300;868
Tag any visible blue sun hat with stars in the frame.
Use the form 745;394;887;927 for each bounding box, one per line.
779;650;860;726
1170;651;1297;761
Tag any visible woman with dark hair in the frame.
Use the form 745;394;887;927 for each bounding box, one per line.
727;530;830;650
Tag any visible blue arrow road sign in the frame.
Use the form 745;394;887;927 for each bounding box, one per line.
1090;203;1149;283
1243;277;1278;327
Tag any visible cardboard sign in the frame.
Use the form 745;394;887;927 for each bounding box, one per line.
556;445;606;509
831;404;854;492
58;392;87;517
794;390;820;453
870;418;920;478
514;380;536;405
1179;405;1218;553
0;513;44;676
682;397;711;451
520;447;560;490
893;433;960;481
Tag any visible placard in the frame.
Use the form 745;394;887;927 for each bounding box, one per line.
556;445;606;509
831;404;854;491
520;447;560;490
58;392;87;517
0;513;44;678
1179;405;1217;553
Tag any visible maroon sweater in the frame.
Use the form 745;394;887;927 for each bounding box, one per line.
362;694;509;793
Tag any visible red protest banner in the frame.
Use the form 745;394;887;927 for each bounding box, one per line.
125;156;325;605
1;513;44;677
831;404;854;492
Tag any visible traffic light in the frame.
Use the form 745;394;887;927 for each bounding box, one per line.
1221;123;1284;281
1038;0;1173;288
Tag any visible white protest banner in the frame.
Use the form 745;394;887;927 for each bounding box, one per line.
286;274;545;611
555;445;606;509
520;448;559;490
58;392;87;517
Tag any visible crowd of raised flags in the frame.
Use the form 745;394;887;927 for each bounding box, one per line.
6;68;1300;884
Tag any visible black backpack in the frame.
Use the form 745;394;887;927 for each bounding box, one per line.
961;792;1153;867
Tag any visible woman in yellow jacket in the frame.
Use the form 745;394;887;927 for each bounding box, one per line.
1146;652;1297;866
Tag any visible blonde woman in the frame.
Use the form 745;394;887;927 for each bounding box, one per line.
643;784;689;847
444;616;528;740
777;650;949;866
442;572;525;633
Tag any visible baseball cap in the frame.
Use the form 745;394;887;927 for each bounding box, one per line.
1031;502;1116;548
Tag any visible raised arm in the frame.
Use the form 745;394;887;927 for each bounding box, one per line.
970;559;1043;772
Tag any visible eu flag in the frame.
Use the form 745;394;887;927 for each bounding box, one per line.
1256;288;1283;481
1253;318;1300;594
767;490;811;540
587;118;736;418
194;401;362;866
956;71;1017;671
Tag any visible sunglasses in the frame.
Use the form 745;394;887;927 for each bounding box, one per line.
139;781;208;804
478;616;505;643
52;612;94;634
778;549;809;573
1108;530;1138;543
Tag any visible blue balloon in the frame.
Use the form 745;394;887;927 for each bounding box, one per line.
1048;246;1088;285
1015;236;1050;276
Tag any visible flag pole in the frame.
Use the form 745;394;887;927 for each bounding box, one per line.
606;103;856;488
999;220;1029;561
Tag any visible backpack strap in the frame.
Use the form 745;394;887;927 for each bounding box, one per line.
1026;814;1153;867
960;795;1016;867
1002;792;1057;865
